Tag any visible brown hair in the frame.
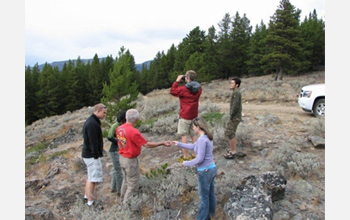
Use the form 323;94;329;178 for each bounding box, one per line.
192;117;213;140
185;70;197;81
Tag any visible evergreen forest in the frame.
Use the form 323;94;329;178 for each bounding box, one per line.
25;0;325;125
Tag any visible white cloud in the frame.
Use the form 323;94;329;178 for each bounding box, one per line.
25;0;326;66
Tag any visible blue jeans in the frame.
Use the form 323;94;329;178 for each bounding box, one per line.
109;151;123;193
196;167;217;220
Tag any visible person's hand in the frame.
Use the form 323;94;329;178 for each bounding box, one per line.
163;141;172;147
182;162;185;166
171;141;178;146
176;75;184;82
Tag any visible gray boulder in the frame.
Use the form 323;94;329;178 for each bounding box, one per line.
224;172;287;220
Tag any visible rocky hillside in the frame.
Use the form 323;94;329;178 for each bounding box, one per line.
25;72;325;219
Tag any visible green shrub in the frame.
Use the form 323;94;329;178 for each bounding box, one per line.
25;141;50;171
25;141;49;155
48;150;68;160
202;112;224;124
102;129;109;138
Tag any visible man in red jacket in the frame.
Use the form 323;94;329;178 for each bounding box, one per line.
170;70;202;159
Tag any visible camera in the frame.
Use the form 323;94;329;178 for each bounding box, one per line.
181;75;186;81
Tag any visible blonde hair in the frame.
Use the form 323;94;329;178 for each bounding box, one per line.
94;103;107;112
192;117;213;140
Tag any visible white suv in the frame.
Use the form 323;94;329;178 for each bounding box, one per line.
298;84;325;117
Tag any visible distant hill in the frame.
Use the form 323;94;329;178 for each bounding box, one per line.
31;58;152;72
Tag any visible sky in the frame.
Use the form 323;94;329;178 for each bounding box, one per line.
25;0;326;67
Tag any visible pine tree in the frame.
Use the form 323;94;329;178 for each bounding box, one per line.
100;55;115;87
75;57;90;107
174;26;206;73
87;54;102;104
185;51;206;79
101;47;139;123
246;21;269;76
230;12;252;77
59;62;70;113
262;0;304;80
217;13;234;79
148;51;166;90
203;25;219;80
63;60;85;111
35;64;61;118
164;44;178;83
299;9;325;71
25;64;40;125
25;66;34;125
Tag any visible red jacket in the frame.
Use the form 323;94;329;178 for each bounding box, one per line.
116;123;147;158
170;81;202;120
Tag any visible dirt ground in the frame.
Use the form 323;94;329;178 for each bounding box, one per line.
140;99;325;173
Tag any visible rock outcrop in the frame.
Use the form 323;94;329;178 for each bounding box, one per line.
224;172;287;220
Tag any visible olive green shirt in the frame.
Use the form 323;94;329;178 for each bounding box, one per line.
229;89;242;121
107;122;120;152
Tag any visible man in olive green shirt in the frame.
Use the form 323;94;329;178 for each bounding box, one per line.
224;77;242;159
107;111;126;195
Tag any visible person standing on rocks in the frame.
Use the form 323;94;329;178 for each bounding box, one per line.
107;111;126;196
116;108;171;207
170;70;202;160
82;103;107;207
171;116;217;220
223;77;244;159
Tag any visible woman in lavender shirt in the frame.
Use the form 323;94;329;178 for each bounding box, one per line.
172;117;217;220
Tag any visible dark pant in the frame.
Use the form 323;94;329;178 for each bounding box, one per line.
109;151;123;193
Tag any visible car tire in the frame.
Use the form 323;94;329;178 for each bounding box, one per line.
313;98;325;117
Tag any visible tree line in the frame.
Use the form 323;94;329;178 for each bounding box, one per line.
25;0;325;125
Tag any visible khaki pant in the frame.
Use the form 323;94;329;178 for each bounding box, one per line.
224;119;241;139
119;155;140;205
177;118;195;137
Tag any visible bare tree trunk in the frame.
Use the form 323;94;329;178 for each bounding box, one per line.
274;71;278;81
279;66;283;80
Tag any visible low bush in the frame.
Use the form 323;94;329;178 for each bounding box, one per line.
271;143;321;179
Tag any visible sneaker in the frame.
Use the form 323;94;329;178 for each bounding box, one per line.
111;189;116;193
86;201;94;207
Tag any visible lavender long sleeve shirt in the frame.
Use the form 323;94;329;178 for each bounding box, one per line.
178;134;215;169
